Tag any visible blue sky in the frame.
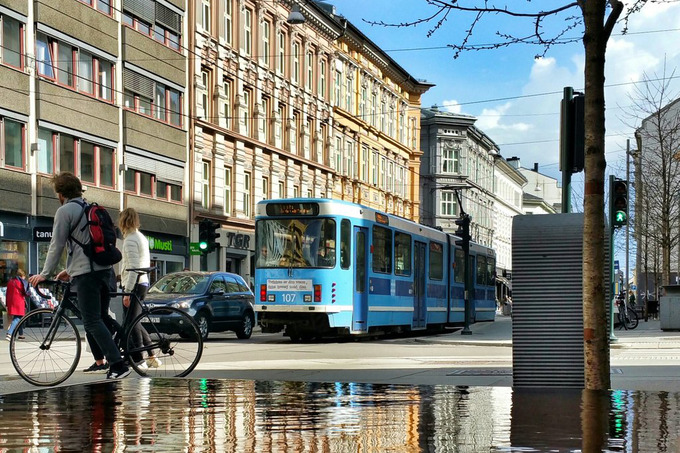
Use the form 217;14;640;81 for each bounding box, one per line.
332;0;680;193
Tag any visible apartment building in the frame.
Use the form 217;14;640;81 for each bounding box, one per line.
0;0;189;284
419;107;497;248
190;0;432;281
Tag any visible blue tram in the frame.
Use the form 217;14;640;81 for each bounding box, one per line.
254;198;496;340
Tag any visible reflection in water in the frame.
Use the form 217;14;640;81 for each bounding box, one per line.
0;379;679;452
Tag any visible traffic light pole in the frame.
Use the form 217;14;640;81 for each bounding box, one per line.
561;87;574;213
609;174;617;342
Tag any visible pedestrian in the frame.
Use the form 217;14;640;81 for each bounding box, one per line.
629;290;636;306
5;269;28;341
29;172;130;379
119;207;161;370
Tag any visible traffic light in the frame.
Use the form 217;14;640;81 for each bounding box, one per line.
198;219;221;254
454;214;471;252
610;179;628;228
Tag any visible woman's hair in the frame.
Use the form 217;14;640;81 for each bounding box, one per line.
51;172;82;199
16;269;25;278
119;208;140;234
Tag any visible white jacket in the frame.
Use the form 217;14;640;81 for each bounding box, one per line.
120;230;151;291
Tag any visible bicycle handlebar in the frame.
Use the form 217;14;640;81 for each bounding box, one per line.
33;279;69;299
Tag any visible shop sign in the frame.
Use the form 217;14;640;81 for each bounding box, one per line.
148;236;173;252
33;226;53;242
226;232;251;250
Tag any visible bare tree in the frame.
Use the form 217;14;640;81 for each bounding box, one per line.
371;0;673;390
626;70;680;290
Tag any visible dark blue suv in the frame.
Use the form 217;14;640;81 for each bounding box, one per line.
143;271;255;341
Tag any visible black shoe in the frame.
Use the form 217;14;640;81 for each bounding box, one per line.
83;362;109;373
106;362;131;380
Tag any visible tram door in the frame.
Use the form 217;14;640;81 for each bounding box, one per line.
413;241;427;328
352;227;369;332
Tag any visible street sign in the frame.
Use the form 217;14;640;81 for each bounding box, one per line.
614;260;619;270
189;242;203;256
631;284;637;291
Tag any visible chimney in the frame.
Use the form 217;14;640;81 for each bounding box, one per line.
533;163;539;172
507;157;520;169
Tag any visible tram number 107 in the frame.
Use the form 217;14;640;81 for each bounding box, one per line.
282;293;297;303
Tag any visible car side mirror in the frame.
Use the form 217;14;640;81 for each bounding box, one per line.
209;289;225;297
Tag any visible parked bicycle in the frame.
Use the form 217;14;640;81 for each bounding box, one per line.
615;294;639;330
8;267;203;386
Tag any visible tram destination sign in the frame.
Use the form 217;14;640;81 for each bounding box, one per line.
266;202;319;216
267;279;313;291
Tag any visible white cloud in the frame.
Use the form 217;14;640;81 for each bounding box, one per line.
441;99;462;113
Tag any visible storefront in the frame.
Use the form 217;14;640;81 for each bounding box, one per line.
143;231;187;284
1;212;33;285
220;229;255;287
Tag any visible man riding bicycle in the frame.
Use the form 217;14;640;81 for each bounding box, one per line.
28;172;131;380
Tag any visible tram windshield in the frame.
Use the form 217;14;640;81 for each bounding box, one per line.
255;218;336;268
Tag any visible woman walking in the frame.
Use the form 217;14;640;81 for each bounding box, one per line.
5;269;28;340
119;208;160;369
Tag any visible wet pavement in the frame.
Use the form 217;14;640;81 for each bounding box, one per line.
0;378;679;452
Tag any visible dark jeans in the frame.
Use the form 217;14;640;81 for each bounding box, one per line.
123;284;154;363
72;269;123;366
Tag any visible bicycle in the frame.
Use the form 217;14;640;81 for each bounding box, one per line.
615;296;639;330
8;267;203;386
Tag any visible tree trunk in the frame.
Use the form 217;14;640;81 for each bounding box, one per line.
582;1;611;390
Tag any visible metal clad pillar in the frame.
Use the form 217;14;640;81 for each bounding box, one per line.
512;213;610;388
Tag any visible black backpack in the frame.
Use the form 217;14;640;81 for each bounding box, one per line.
68;200;122;266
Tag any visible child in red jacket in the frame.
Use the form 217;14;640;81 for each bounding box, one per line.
5;269;28;340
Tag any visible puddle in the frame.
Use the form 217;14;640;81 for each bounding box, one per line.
0;379;678;451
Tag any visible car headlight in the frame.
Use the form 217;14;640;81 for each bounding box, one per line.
171;301;192;309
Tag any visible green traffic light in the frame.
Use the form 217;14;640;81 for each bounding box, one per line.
198;241;208;250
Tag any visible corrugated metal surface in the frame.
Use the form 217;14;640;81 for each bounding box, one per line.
512;213;609;388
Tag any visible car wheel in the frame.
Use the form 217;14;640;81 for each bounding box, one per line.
195;312;209;341
235;311;254;340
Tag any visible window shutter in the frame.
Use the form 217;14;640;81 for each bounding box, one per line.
156;2;181;33
123;0;155;23
124;68;154;99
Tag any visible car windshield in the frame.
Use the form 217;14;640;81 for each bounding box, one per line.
148;273;210;295
255;218;336;268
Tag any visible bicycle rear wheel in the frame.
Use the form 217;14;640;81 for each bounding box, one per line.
625;308;639;330
125;306;203;378
10;309;82;386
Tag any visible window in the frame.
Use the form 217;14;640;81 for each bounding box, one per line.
371;93;377;127
292;42;300;84
476;255;487;285
292;185;299;198
275;103;284;143
59;133;75;174
277;31;285;75
36;33;114;102
80;141;95;183
306;51;313;90
1;118;24;169
201;69;210;119
372;151;378;186
262;176;269;200
122;2;182;51
380;102;386;132
139;171;153;196
243;8;252;56
36;128;54;174
454;249;465;283
361;146;369;182
372;226;392;274
124;69;182;127
345;78;353;112
399;111;405;143
224;167;232;215
429;242;443;280
201;0;211;32
319;59;326;98
223;79;232;128
487;257;496;286
202;161;210;208
262;20;270;67
243;172;251;218
334;70;341;107
278;180;285;198
243;89;251;135
360;86;367;121
1;15;23;69
340;219;351;269
78;0;112;15
441;192;457;216
262;96;271;143
394;232;411;276
223;0;232;44
442;143;460;173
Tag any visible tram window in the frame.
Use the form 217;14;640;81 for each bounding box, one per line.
394;232;411;276
487;257;496;286
476;255;487;285
429;241;443;280
340;219;351;269
454;249;465;283
372;225;392;274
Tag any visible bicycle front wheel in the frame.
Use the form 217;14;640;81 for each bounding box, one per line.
10;309;82;386
625;308;639;330
125;306;203;378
